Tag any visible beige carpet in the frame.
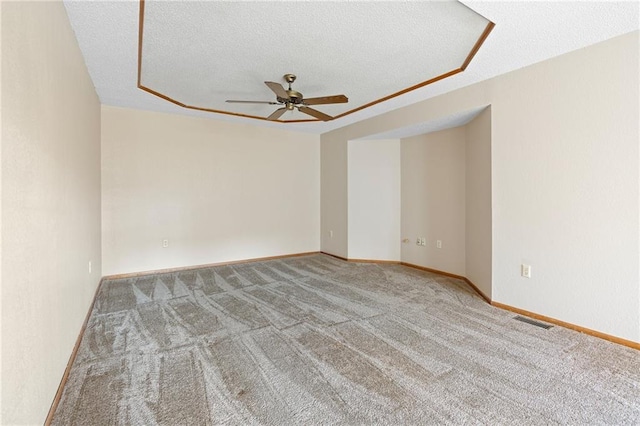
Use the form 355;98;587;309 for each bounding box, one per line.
52;254;640;425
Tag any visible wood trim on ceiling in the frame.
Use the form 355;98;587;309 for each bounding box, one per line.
333;68;464;119
461;21;495;71
136;2;495;123
137;0;145;86
138;85;318;123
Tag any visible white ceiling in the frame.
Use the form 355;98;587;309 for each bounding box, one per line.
357;105;489;140
139;1;489;122
64;1;639;135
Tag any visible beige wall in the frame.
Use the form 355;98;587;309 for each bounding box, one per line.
101;106;320;275
0;10;636;426
320;137;348;258
401;128;466;275
1;2;102;424
465;108;492;298
490;31;639;341
400;109;492;296
348;139;401;261
321;31;639;342
0;1;4;415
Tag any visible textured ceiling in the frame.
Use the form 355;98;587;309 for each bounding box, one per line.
64;1;639;135
139;1;490;123
358;106;489;140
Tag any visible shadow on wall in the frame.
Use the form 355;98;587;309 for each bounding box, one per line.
349;105;492;298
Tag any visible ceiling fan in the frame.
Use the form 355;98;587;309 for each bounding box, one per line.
226;74;348;121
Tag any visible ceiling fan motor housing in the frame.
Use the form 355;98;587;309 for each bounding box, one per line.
279;90;303;105
226;73;346;121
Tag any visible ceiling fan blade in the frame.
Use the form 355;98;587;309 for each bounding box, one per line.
226;100;279;105
265;81;289;100
267;107;288;121
297;106;334;121
302;95;348;105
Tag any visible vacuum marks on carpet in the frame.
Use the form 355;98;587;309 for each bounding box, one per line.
52;255;640;425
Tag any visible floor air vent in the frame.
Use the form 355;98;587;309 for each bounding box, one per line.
513;315;553;329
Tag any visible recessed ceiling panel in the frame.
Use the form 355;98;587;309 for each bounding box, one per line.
139;1;493;122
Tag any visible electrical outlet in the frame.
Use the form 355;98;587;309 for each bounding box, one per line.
420;237;426;246
521;264;531;278
162;239;169;248
436;240;442;249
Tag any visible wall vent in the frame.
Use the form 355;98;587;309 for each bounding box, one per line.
513;315;553;329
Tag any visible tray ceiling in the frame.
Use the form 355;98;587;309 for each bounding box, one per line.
63;1;639;134
138;1;492;123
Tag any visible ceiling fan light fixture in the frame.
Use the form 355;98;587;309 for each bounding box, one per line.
225;73;348;121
